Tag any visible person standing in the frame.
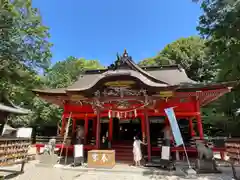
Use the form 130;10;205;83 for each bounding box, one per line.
76;125;84;144
101;136;108;149
163;125;172;146
133;136;146;166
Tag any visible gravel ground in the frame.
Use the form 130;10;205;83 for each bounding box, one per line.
2;161;239;180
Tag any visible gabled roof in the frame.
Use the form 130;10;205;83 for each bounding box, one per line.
31;50;239;108
33;50;197;94
139;65;196;85
0;95;31;115
67;69;168;91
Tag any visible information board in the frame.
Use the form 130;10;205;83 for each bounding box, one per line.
161;146;170;160
74;144;83;158
16;128;32;138
73;144;84;166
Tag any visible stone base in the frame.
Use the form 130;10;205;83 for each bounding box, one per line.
181;168;197;178
145;159;176;171
37;154;58;167
195;159;221;174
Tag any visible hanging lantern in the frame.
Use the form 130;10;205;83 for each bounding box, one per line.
108;110;111;119
117;112;120;119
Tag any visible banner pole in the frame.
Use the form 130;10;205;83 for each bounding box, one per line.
164;107;195;173
182;142;192;169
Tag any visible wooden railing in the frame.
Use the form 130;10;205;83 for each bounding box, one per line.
35;136;96;146
152;136;227;148
35;136;71;145
35;136;227;148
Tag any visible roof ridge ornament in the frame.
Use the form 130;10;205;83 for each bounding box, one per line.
108;49;132;70
123;49;128;57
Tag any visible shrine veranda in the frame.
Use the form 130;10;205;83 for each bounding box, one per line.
33;50;237;162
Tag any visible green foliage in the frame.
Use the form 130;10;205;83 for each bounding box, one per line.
0;0;102;130
197;0;240;136
159;37;216;82
139;56;171;67
45;56;103;88
198;0;240;82
0;0;52;97
0;0;52;126
15;97;62;127
139;36;215;82
23;57;103;127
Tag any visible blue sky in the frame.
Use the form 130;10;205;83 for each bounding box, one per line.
33;0;202;67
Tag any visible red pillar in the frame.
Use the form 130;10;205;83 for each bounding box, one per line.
96;110;101;149
196;115;204;139
93;118;97;137
144;110;151;161
60;117;66;136
108;118;113;142
84;115;88;144
141;114;146;140
195;97;204;139
189;118;195;137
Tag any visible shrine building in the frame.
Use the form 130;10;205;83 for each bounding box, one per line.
33;50;236;162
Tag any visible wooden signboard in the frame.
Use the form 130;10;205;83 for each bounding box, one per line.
159;91;173;97
104;81;135;88
88;150;115;168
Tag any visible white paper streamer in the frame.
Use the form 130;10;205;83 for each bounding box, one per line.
134;109;137;117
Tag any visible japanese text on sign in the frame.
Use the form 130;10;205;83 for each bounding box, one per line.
91;153;109;163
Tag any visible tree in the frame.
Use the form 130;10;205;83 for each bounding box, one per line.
138;56;172;67
0;1;103;128
20;57;104;127
0;0;52;100
197;0;240;136
0;0;52;126
45;57;103;88
139;36;215;82
198;0;240;81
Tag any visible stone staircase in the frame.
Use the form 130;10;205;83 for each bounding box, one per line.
112;141;133;163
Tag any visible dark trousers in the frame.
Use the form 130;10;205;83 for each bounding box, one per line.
163;139;171;147
76;138;83;144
